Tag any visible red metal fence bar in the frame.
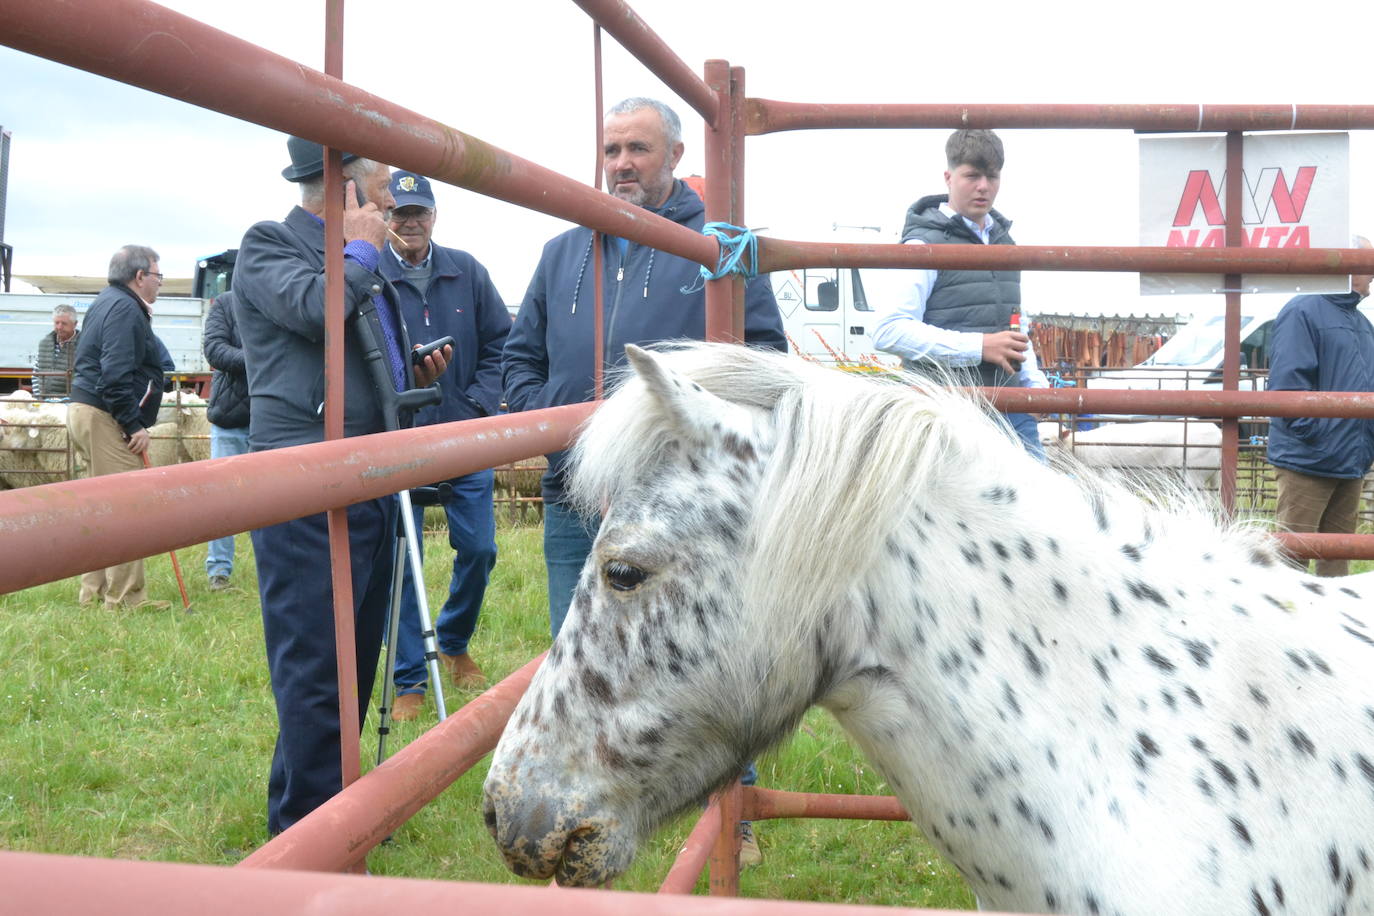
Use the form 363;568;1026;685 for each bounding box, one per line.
239;654;543;872
659;803;722;894
744;788;910;823
746;100;1374;134
572;0;719;126
984;387;1374;418
0;403;596;595
1;849;997;916
757;239;1374;276
1;0;719;271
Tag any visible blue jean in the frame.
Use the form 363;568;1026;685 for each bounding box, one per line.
1005;412;1047;463
544;500;600;639
206;424;252;578
393;469;498;694
253;496;395;835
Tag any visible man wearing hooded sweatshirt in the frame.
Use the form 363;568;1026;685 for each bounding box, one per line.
504;96;785;639
871;129;1047;458
1266;235;1374;577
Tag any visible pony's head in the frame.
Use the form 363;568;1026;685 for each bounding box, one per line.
482;342;1024;885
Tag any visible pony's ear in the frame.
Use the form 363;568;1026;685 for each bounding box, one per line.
625;344;752;447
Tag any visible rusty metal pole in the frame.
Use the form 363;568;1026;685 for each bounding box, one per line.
592;24;606;400
744;99;1374;134
730;65;748;342
707;780;743;896
318;0;364;838
703;60;734;343
1220;131;1244;517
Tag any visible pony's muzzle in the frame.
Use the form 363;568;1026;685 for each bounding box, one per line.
482;784;631;886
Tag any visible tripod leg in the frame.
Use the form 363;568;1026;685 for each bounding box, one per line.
376;518;407;766
399;492;448;721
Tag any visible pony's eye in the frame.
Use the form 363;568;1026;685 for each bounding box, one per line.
605;561;649;592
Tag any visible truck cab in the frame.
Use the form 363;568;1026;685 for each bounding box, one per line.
770;226;900;369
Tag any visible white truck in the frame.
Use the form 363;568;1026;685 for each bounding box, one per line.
0;292;211;392
769;226;900;369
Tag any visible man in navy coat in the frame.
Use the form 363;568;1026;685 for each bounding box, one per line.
1266;235;1374;576
380;170;510;720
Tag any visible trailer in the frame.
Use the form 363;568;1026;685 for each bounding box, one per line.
0;292;211;393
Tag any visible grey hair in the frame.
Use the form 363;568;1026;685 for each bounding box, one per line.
606;97;682;147
52;303;77;319
299;157;380;211
108;245;160;285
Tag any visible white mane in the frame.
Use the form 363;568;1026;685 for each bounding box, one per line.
569;342;1278;650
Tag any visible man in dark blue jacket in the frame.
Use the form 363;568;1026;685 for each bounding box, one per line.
379;170;510;721
1266;235;1374;577
202;290;249;591
232;137;450;836
503;97;785;639
67;244;172;610
503;99;784;867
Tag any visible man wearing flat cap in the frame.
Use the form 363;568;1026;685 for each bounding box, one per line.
379;170;510;721
232;137;451;836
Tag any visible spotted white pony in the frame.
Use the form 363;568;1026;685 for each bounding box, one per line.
484;342;1374;915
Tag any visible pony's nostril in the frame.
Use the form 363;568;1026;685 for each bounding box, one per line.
481;795;498;837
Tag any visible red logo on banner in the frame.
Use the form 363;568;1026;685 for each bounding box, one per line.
1168;167;1317;248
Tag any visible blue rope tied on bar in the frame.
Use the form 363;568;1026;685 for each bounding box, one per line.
681;222;759;293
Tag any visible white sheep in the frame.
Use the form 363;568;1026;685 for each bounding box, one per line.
0;396;79;488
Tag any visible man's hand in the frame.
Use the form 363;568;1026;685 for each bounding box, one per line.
412;343;452;388
126;428;150;456
342;179;387;250
982;330;1030;375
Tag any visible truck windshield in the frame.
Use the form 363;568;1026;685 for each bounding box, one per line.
1140;315;1259;367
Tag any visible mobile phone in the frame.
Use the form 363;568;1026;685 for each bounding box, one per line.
411;336;454;365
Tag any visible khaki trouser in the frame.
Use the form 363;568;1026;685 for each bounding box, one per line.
67;402;148;607
1273;466;1364;578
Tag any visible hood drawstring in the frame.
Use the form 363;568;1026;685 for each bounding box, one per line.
642;249;656;298
569;233;595;315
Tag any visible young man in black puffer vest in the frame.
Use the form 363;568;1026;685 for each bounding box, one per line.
872;129;1047;459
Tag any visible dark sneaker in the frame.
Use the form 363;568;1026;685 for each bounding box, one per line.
209;575;231;591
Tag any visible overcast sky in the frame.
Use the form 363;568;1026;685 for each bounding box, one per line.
1;0;1370;318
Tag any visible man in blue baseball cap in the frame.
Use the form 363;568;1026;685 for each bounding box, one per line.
380;170;510;721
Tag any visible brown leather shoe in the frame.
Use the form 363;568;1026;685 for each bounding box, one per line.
391;692;424;722
440;652;486;689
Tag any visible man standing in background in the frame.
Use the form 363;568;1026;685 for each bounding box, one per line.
872;129;1047;459
67;244;171;610
380;170;509;721
1266;235;1374;577
202;290;250;591
33;303;80;397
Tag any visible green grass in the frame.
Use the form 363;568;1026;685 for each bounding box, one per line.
0;517;972;908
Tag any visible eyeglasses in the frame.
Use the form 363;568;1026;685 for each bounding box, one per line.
390;208;434;225
143;271;164;283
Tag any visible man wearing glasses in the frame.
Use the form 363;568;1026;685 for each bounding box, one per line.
67;244;173;610
378;170;509;721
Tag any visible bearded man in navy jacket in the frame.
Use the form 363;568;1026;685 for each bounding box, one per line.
1266;235;1374;577
378;170;510;721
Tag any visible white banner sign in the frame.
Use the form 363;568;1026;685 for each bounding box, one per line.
1139;132;1349;295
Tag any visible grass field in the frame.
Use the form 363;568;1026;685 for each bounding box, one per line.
0;517;974;908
